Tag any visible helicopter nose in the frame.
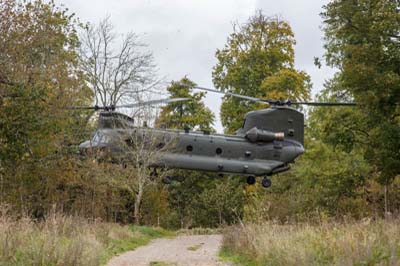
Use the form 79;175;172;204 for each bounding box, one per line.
284;144;304;163
78;140;94;154
79;140;92;150
296;145;305;155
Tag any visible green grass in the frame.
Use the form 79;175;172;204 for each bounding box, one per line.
186;243;204;251
100;226;174;265
177;227;223;235
149;261;177;266
219;248;258;266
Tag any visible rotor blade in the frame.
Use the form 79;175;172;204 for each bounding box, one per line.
115;97;191;108
186;85;270;104
69;98;191;111
290;101;358;106
185;84;358;106
67;105;104;110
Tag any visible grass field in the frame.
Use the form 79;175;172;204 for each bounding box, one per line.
221;219;400;266
0;210;173;266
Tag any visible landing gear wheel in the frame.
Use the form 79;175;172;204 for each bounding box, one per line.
261;177;272;188
162;176;172;185
150;168;158;177
246;176;256;185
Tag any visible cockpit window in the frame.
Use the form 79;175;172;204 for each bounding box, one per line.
92;131;111;144
92;132;101;143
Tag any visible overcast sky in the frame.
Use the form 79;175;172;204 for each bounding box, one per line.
56;0;336;132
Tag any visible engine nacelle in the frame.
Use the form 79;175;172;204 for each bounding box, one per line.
245;127;284;143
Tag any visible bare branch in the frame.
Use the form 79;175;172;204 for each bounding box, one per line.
80;16;157;108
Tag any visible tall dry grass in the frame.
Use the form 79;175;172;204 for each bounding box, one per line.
223;219;400;266
0;208;134;266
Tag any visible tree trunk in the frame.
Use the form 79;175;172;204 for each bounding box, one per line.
91;189;95;222
384;184;388;217
82;189;87;218
134;186;144;225
0;171;3;205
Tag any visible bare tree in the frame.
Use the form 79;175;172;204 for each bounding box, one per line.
80;16;158;107
80;16;174;225
116;109;176;225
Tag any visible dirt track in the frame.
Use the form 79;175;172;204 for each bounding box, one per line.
107;234;229;266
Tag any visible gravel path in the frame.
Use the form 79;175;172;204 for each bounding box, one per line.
107;234;229;266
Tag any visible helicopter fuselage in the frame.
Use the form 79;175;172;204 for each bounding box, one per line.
79;126;304;177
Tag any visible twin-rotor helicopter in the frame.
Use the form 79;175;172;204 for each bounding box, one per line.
76;84;356;188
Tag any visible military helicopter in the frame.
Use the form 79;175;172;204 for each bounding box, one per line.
77;85;356;188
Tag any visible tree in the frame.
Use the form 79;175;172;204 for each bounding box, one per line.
212;11;311;133
156;77;215;131
80;16;157;107
141;183;170;226
195;179;243;226
321;0;400;213
166;171;244;228
308;78;370;152
307;98;373;217
79;16;168;224
115;116;177;225
167;171;211;228
0;0;91;214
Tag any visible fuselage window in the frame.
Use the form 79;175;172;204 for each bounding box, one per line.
157;142;165;149
125;138;134;147
216;148;222;155
186;145;193;152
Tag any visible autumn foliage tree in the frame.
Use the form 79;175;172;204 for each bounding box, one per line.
0;0;91;215
212;11;311;133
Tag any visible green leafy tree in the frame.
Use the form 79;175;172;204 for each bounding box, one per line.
167;172;243;228
293;139;371;218
321;0;400;213
308;78;369;152
167;171;211;228
194;178;243;227
212;11;311;133
156;77;215;131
